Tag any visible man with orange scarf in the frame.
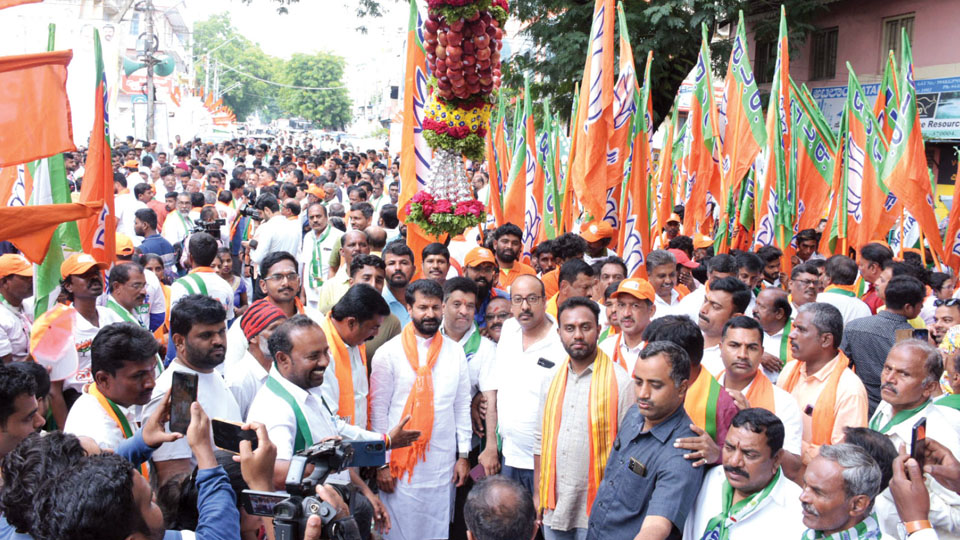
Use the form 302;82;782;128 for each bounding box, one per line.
534;297;633;539
370;279;473;540
777;303;868;464
319;284;390;428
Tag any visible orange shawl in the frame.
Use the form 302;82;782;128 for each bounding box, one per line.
322;313;367;426
780;351;850;445
390;324;442;482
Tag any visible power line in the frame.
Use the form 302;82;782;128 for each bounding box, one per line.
217;62;347;91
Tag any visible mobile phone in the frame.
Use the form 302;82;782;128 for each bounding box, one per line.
212;418;258;454
911;417;927;470
240;489;287;517
343;439;387;468
912;329;930;341
469;464;487;482
170;372;198;435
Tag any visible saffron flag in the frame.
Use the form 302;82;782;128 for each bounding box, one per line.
503;75;542;260
682;24;720;235
0;0;42;8
619;46;654;278
0;50;75;168
942;151;960;272
539;100;563;240
76;30;115;265
569;0;615;222
397;0;434;268
789;80;836;236
716;11;766;251
0;202;100;262
654;100;679;240
873;50;900;143
607;1;639;192
878;31;947;263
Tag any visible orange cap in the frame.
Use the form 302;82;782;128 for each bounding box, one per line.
667;213;682;224
581;220;615;243
123;159;139;168
115;233;135;257
0;254;33;278
693;233;714;249
669;248;698;269
613;278;656;302
464;246;497;268
60;253;108;279
307;185;325;198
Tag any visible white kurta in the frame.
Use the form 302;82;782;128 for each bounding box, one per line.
369;332;472;540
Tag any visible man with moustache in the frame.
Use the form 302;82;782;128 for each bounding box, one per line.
140;295;243;487
224;299;287;418
300;202;343;311
645;250;682;317
482;296;512;343
599;278;657;373
492;223;536;289
674;254;738;322
534;298;633;539
788;264;821;313
248;314;420;539
482;274;567;492
370;279;473;540
698;277;752;376
798;444;883;539
463;246;508;328
866;339;960;538
317;230;370;313
586;341;704;540
931;298;960;346
753;287;793;382
64;322;160;452
100;262;151;329
382;241;416;327
683;409;806;539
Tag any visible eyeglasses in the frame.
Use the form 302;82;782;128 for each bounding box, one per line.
935;298;960;308
264;272;300;283
511;295;543;306
793;279;819;288
125;281;147;290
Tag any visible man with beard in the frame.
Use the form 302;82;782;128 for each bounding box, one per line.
224;299;287;418
931;298;960;346
422;242;454;285
383;241;416;327
249;315;419;539
320;284;390;429
483;296;512;343
534;297;632;539
141;294;242;487
317;230;369;313
698;277;751;377
674;254;738;322
585;341;704;540
599;278;657;373
581;220;617;264
757;245;784;288
798;444;883;539
370;279;472;540
464;246;508;328
482;274;566;493
683;409;806;539
492;223;536;289
64;322;159;453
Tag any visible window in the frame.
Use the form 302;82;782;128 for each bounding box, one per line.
755;39;777;84
810;27;838;80
881;14;914;63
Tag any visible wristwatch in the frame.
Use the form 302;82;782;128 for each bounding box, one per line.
458;452;469;460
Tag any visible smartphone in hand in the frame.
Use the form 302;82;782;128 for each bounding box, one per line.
170;371;198;435
911;417;927;470
212;418;258;454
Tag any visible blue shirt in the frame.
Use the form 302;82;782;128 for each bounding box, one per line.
586;405;704;540
140;233;176;272
476;287;508;327
383;286;410;328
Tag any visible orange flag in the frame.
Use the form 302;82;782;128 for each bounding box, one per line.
0;50;75;168
0;0;41;9
1;202;101;262
943;154;960;272
484;128;504;226
570;0;615;221
76;30;116;265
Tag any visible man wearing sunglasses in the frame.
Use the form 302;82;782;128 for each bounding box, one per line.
932;298;960;346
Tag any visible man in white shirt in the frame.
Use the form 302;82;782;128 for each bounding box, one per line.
867;339;960;539
599;278;657;373
817;255;872;326
64;322;158;450
114;176;148;242
698;277;752;377
0;254;34;363
799;444;884;539
645;250;682;318
170;233;235;319
319;283;390;428
140;294;242;487
162;192;194;248
248;314;419;537
370;279;472;540
674;253;738;323
248;193;301;267
683;409;805;540
299;202;343;311
716;317;804;466
752;287;793;383
480;274;567;490
100;262;150;329
224;298;287;419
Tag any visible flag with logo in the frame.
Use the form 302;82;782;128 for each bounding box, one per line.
789;80;836;236
682;24;720;235
878;31;947;263
619;47;654;278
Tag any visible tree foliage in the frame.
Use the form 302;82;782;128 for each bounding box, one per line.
277;52;353;130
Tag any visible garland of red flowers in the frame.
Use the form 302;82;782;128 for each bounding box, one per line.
423;118;487;140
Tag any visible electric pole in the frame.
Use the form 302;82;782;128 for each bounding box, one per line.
139;0;159;141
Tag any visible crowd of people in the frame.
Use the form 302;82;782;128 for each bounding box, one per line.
2;133;960;540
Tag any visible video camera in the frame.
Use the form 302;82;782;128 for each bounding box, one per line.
238;204;263;221
241;439;386;540
191;218;225;235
